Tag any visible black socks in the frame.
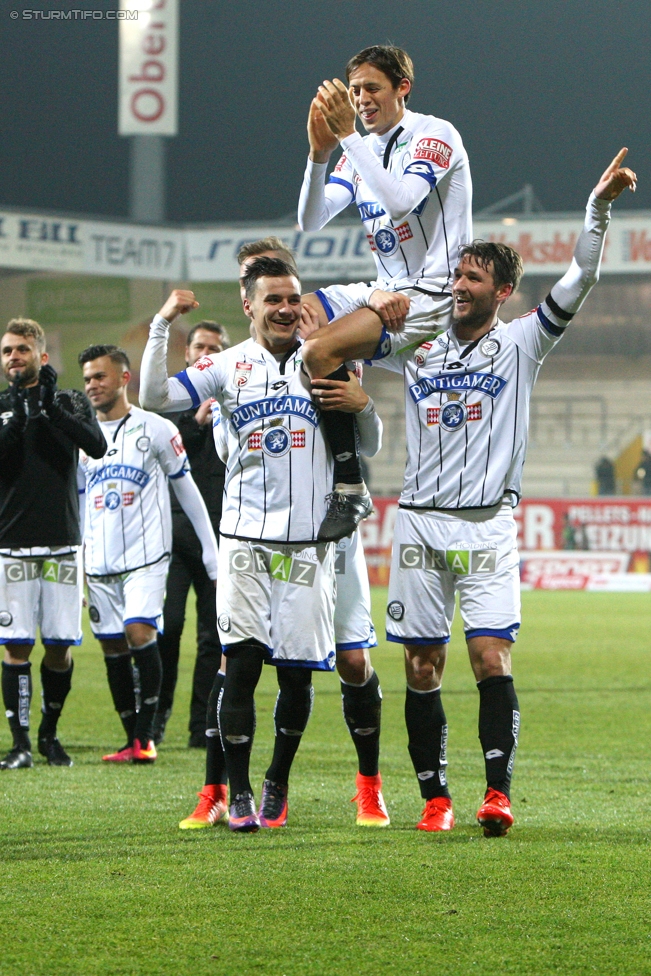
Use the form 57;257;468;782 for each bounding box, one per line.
477;675;520;798
265;667;313;785
318;365;362;485
205;670;227;787
39;660;73;737
341;671;382;777
104;652;137;744
2;660;32;750
132;640;163;746
405;686;451;800
218;643;264;796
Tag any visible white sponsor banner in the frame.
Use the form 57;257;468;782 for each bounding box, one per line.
519;550;630;590
186;225;377;282
186;214;651;282
0;211;84;273
118;0;178;136
83;221;183;278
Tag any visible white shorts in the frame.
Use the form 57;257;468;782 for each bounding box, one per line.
314;281;452;353
86;558;169;640
0;550;83;646
217;537;336;671
334;531;376;651
386;507;521;645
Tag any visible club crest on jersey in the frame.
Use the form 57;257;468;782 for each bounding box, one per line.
235;362;252;387
136;435;150;452
248;428;306;456
104;490;121;511
374;227;400;256
480;337;501;357
427;395;482;431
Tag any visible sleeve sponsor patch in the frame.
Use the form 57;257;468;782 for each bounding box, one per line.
170;432;185;456
334;154;348;173
193;356;215;372
414;138;453;169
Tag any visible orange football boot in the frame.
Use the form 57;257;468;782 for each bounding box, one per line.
102;744;133;763
179;785;229;829
131;738;157;764
351;772;390;827
416;796;455;832
477;787;514;837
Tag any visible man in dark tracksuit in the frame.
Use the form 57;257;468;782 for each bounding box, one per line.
154;320;229;747
0;317;106;768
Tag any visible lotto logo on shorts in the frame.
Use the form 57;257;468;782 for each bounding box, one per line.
399;545;497;575
414;138;453;169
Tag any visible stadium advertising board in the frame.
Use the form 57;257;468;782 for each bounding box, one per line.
361;497;651;587
2;211;651;280
118;0;178;136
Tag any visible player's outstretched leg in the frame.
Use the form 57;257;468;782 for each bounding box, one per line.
179;668;228;829
218;642;265;832
102;648;138;761
338;659;389;827
131;639;163;763
0;656;33;769
258;666;314;828
38;652;74;766
476;675;519;837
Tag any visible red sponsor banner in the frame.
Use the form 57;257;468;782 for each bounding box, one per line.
361;497;651;586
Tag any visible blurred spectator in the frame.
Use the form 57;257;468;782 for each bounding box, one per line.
595;456;615;495
561;513;576;550
635;450;651;496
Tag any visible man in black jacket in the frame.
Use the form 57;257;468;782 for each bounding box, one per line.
154;320;229;747
0;317;106;768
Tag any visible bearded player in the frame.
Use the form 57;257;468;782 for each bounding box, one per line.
302;149;636;834
297;44;472;541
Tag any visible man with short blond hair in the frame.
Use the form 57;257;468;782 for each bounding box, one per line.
0;318;106;769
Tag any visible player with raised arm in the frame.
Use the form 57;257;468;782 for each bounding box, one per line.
0;319;106;769
79;345;218;764
141;259;387;831
178;240;389;831
303;149;636;835
297;44;472;541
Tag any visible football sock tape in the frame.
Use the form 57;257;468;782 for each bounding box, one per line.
218;643;265;796
265;667;314;785
341;670;382;778
405;685;451;800
39;659;73;737
477;674;520;799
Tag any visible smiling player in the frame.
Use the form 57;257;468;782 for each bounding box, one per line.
297;45;473;541
303;149;637;835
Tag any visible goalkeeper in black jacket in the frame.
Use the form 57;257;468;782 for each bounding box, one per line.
0;317;106;769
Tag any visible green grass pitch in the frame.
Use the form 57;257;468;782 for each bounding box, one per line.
1;589;650;976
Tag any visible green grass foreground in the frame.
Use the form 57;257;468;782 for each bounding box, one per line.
1;590;650;976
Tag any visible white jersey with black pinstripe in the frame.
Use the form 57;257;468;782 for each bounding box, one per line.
314;109;472;293
80;406;189;576
372;301;569;510
172;337;332;544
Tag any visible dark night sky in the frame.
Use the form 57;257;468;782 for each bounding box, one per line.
2;0;649;222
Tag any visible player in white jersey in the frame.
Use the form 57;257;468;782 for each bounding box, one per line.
141;257;349;831
179;239;389;831
78;345;218;764
297;45;473;542
304;149;637;836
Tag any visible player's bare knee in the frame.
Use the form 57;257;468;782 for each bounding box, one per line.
467;637;512;682
404;643;447;690
3;643;32;665
125;623;157;649
43;646;71;670
336;648;372;685
302;335;336;379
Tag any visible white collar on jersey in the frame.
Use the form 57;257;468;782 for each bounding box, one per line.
370;110;414;154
